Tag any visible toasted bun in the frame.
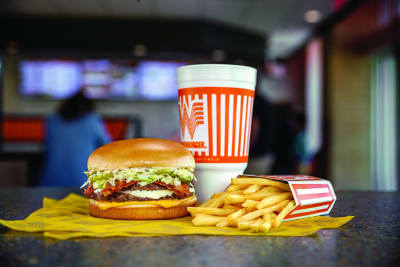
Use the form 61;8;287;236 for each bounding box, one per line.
88;138;195;171
89;199;197;220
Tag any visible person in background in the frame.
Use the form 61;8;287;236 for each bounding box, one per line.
270;104;297;174
246;92;276;174
40;91;111;186
294;112;313;174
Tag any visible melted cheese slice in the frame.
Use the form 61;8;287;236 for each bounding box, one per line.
92;195;197;210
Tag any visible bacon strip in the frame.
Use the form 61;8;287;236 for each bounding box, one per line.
102;180;138;197
155;181;190;197
84;179;190;198
84;184;94;197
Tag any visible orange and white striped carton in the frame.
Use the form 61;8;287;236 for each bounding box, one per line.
238;174;337;221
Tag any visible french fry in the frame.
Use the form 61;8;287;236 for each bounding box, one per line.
236;209;263;223
192;214;225;226
269;213;277;229
237;219;257;230
192;177;298;233
242;199;259;208
275;200;296;228
200;197;216;207
216;218;231;227
259;186;283;192
262;199;290;213
226;184;247;192
228;189;244;195
211;191;226;198
257;192;293;209
187;207;237;216
260;213;273;232
247;187;283;201
248;191;281;201
243;184;262;194
232;177;290;191
237;200;290;222
227;208;246;221
275;202;289;213
245;207;257;213
223;204;241;210
209;193;227;208
192;214;210;218
224;194;247;204
250;218;263;232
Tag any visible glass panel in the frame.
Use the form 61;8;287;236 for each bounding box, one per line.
371;52;398;191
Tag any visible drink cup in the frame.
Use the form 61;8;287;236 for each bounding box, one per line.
177;64;257;203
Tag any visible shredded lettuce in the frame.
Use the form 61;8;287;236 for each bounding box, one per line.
83;167;195;192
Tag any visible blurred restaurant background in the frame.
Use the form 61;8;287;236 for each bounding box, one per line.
0;0;398;191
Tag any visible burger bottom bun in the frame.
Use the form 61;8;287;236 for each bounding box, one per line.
89;200;197;220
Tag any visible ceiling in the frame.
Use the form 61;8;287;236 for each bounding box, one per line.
1;0;334;59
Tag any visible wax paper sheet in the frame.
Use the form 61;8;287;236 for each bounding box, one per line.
0;193;353;240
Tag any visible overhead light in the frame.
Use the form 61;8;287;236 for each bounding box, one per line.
212;49;226;62
267;29;310;59
304;10;322;24
132;44;147;57
266;63;287;78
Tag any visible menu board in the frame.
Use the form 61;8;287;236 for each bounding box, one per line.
19;59;186;100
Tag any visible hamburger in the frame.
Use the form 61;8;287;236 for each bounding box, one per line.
81;138;197;220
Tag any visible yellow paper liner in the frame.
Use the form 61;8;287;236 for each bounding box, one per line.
0;193;353;240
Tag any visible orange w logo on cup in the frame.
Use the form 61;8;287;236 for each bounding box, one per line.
177;64;257;203
179;97;205;140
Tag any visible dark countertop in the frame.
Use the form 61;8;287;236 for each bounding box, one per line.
0;188;399;267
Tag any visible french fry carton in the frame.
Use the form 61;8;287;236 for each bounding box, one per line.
238;174;337;221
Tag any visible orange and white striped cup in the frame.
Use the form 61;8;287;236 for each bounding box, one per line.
177;64;257;202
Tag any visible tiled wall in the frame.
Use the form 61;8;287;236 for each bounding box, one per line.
326;45;373;190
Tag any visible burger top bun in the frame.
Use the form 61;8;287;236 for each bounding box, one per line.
88;138;195;171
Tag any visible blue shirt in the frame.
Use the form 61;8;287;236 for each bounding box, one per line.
40;113;111;186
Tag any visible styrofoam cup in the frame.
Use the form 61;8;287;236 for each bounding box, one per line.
177;64;257;203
